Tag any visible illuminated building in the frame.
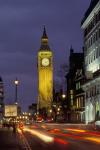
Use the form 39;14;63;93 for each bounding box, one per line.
81;0;100;124
38;27;53;112
0;77;4;119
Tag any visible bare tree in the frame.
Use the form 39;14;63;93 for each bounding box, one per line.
57;63;69;91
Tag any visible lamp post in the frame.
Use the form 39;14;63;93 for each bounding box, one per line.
62;94;66;122
14;78;19;104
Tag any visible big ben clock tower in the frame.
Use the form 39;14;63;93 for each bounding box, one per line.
38;27;53;111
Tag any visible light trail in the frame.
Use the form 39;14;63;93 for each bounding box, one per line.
66;128;86;133
41;125;47;129
84;137;100;144
48;129;82;140
24;127;54;143
65;128;100;137
48;128;100;144
19;127;69;146
54;138;68;145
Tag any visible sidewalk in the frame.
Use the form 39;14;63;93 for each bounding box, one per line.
0;127;22;150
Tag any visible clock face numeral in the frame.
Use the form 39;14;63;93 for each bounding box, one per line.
42;58;50;66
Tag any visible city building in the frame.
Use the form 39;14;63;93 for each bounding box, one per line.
66;47;84;122
0;77;4;119
52;88;67;122
37;27;53;114
74;53;85;122
81;0;100;124
28;103;37;115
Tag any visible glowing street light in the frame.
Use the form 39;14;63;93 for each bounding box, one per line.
14;78;19;104
62;94;66;99
57;108;60;111
49;109;52;113
15;79;19;85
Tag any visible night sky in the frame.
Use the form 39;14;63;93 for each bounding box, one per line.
0;0;90;111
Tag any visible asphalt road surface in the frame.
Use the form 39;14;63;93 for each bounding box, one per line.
18;123;100;150
0;123;100;150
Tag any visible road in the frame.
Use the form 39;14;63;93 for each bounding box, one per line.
18;123;100;150
0;123;100;150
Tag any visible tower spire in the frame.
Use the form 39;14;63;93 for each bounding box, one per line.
42;26;48;38
39;26;50;51
70;45;74;54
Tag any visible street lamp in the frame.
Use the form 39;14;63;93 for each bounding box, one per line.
62;94;66;99
14;78;19;104
49;109;52;113
57;107;60;111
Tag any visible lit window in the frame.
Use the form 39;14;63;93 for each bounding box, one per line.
79;98;81;107
76;99;79;108
71;95;73;100
79;82;81;89
71;100;73;105
70;90;73;94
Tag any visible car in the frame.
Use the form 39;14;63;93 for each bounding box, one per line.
56;115;65;123
45;117;54;123
36;116;44;123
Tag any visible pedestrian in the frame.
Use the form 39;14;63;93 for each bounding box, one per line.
13;123;16;134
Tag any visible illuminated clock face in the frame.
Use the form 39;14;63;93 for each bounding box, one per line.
42;58;50;66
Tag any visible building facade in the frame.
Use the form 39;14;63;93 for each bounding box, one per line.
66;48;84;122
81;0;100;123
38;27;53;112
74;58;85;122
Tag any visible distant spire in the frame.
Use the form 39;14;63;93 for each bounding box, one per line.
91;0;94;3
90;0;93;5
90;0;98;6
42;25;48;39
70;45;74;54
0;77;2;82
39;26;50;51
